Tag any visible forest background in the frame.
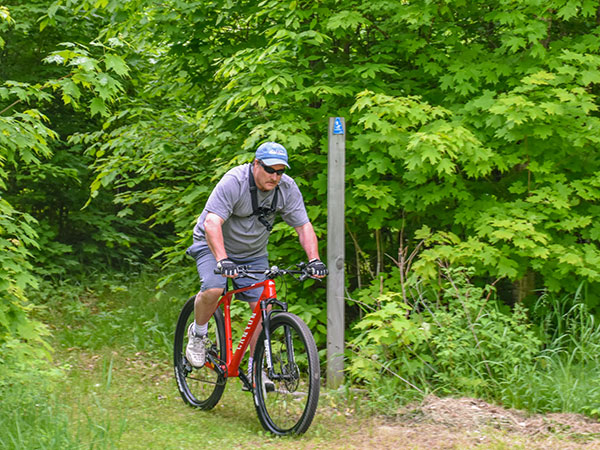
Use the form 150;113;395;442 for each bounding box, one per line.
2;0;600;446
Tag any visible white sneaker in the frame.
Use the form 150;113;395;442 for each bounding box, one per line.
186;323;208;368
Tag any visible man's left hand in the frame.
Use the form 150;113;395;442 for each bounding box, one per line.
307;259;328;277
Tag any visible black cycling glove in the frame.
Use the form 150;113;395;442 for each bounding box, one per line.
216;258;238;277
307;258;328;277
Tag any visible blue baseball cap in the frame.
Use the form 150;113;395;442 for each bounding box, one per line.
255;142;290;168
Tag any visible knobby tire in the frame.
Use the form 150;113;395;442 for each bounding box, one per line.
252;312;320;435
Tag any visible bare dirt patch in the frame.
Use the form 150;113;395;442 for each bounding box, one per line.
416;396;600;437
340;395;600;450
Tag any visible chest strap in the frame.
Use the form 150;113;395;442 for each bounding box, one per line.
248;164;279;232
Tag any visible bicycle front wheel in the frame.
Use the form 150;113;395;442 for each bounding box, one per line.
253;312;320;435
173;295;227;409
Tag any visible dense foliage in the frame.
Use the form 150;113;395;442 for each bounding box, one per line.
4;0;600;289
40;0;600;301
2;0;600;420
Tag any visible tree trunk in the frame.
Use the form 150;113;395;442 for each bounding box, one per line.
512;271;536;303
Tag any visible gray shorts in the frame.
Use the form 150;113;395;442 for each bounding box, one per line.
186;242;268;303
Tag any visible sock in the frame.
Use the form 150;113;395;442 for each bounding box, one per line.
194;321;208;337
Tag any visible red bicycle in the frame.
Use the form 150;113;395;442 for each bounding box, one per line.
173;263;320;435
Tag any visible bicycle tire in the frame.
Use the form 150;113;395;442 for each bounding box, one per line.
253;312;320;435
173;295;227;409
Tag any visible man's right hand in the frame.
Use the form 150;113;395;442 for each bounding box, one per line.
216;258;238;277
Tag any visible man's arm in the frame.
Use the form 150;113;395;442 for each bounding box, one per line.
204;212;228;261
204;212;239;277
295;222;328;278
294;222;320;261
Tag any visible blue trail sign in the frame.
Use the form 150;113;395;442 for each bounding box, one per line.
333;117;344;135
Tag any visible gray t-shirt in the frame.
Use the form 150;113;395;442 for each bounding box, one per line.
192;163;310;259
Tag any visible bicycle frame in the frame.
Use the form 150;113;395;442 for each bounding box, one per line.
212;277;286;379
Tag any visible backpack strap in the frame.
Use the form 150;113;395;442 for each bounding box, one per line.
248;164;279;232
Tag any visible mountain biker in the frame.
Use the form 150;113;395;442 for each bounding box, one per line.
185;142;328;383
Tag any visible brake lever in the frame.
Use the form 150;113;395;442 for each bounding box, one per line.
297;271;323;282
237;268;258;280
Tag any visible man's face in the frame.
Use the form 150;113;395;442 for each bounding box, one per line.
253;160;285;191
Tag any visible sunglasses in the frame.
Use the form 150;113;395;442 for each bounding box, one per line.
258;160;285;176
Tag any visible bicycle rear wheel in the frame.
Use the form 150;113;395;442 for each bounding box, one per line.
173;295;227;409
253;312;320;435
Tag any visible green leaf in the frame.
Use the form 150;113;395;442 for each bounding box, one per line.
104;54;129;76
556;2;578;19
326;11;371;31
90;97;108;117
581;70;600;86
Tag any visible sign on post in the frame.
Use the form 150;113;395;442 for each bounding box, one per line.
327;117;345;389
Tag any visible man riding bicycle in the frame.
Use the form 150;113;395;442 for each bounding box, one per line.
185;142;327;383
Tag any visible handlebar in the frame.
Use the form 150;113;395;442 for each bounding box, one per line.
213;262;318;281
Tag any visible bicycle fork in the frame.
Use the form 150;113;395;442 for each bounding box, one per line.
260;299;296;382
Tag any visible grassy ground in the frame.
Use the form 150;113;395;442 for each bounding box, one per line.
6;271;598;449
36;272;367;448
57;346;600;450
57;347;354;449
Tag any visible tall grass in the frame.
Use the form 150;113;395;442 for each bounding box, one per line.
0;371;124;450
500;287;600;417
0;388;74;449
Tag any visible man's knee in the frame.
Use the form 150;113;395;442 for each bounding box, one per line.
196;288;223;306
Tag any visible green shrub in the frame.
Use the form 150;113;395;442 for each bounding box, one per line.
0;200;57;393
428;267;541;397
348;266;542;404
349;291;430;383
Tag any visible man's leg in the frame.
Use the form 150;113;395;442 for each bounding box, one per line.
186;288;223;368
194;288;223;325
186;244;226;367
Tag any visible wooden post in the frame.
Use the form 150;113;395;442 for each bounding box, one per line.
327;117;345;389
